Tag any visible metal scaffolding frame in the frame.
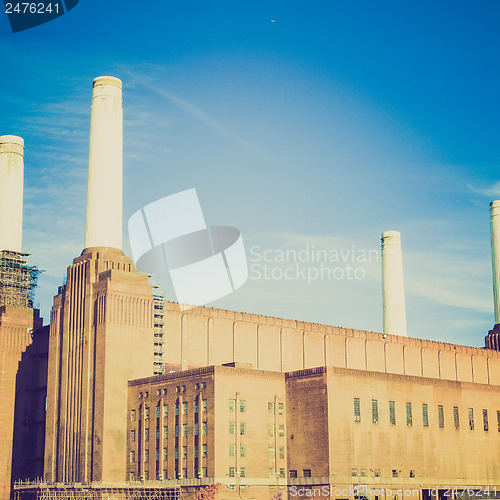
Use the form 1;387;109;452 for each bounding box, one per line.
0;250;42;308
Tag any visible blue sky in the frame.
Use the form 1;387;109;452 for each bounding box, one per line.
1;0;499;346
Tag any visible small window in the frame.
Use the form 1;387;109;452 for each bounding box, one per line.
157;389;161;396
194;423;199;436
228;485;235;491
351;469;357;477
438;405;444;428
175;448;179;459
182;402;188;415
406;402;412;426
240;422;246;435
469;408;475;430
392;470;398;478
163;447;168;460
268;424;275;436
278;403;284;415
156;406;161;418
278;424;285;437
182;468;187;478
194;400;199;413
372;399;378;424
130;430;136;442
145;408;150;419
182;385;186;392
303;469;311;478
360;469;367;477
145;391;149;398
163;426;168;439
374;469;381;477
130;409;136;422
129;472;135;481
229;399;236;412
202;382;206;389
194;445;199;458
202;467;207;477
240;400;246;413
163;388;168;395
202;444;207;458
389;401;396;425
240;467;246;478
175;404;179;416
240;445;246;457
229;444;235;457
279;446;285;459
229;467;236;478
268;445;275;458
130;450;136;463
268;402;275;414
279;468;285;477
155;449;159;461
156;428;160;439
269;467;276;477
422;403;429;427
289;470;297;478
182;424;187;436
163;404;168;417
484;409;489;431
144;450;149;461
176;386;180;393
145;429;149;441
497;410;500;432
229;421;235;434
195;383;199;389
202;399;207;411
202;422;207;435
182;446;187;459
410;470;415;478
453;407;460;429
175;425;179;438
354;397;361;422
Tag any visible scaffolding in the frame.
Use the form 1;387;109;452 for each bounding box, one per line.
13;481;181;500
152;284;166;376
0;250;42;308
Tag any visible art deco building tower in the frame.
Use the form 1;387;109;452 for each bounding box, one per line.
44;77;154;483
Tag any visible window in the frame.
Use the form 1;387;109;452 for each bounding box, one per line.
202;422;207;435
374;469;381;477
144;450;149;461
130;430;136;442
182;424;187;436
182;402;188;415
392;470;398;478
144;470;149;480
130;472;136;481
229;467;236;478
130;451;136;463
195;383;199;390
406;402;412;426
175;404;179;416
194;423;199;436
155;449;159;461
182;446;187;459
156;428;160;439
182;385;186;392
484;409;489;431
453;407;460;429
278;424;285;437
145;392;149;398
354;398;361;422
279;403;284;415
361;469;367;477
202;399;207;411
229;444;235;457
145;408;150;419
438;405;444;428
410;470;415;478
389;401;396;425
240;400;246;413
182;468;187;478
268;424;275;436
175;425;179;438
240;445;246;457
131;410;136;422
269;467;276;477
268;402;275;414
240;467;246;478
469;408;475;430
202;444;207;458
279;446;285;459
163;447;168;460
174;447;179;459
423;403;429;427
497;411;500;432
163;389;168;395
202;382;207;389
229;399;236;412
279;468;285;477
372;399;378;424
240;422;246;435
163;404;168;417
163;426;168;439
194;401;199;413
194;445;199;458
289;470;297;478
157;389;161;396
268;445;275;458
202;467;207;478
351;469;357;477
229;421;235;434
228;485;235;491
303;469;311;478
145;429;149;441
156;406;161;418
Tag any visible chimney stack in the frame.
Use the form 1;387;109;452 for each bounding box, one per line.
381;231;407;336
486;201;500;349
84;76;123;250
0;135;24;253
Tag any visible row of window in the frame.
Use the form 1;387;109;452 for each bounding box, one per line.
353;398;497;431
229;399;246;412
139;382;208;399
130;400;208;421
129;467;208;481
130;422;208;442
130;444;208;463
351;468;415;478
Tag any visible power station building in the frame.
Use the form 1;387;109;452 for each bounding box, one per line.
2;76;500;500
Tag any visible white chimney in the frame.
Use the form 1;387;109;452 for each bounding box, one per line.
0;135;24;252
381;230;407;336
490;201;500;327
84;76;123;250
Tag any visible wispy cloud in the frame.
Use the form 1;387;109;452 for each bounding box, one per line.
468;181;500;198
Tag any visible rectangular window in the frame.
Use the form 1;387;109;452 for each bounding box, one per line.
351;469;357;477
130;450;136;463
202;467;207;478
354;397;361;422
175;404;179;416
182;446;187;459
182;424;187;437
175;448;179;459
303;469;311;478
374;469;381;477
194;445;199;458
156;428;160;439
130;430;136;442
182;468;187;478
240;400;246;413
163;447;168;460
268;402;275;414
131;409;136;422
240;467;246;478
175;425;179;438
423;403;429;427
130;472;136;481
438;405;444;428
145;408;150;419
268;445;275;458
279;468;285;478
182;402;188;415
361;469;367;477
144;470;149;480
278;424;285;437
194;400;199;413
279;403;284;415
229;399;235;412
163;426;168;439
269;467;276;477
144;450;149;462
372;399;378;424
202;444;207;458
145;429;149;441
229;421;235;434
289;470;297;478
392;470;398;478
497;411;500;432
229;444;235;457
410;470;415;478
240;422;246;435
155;449;159;461
163;404;168;417
406;402;412;426
229;467;236;478
469;408;475;430
484;409;489;431
156;406;161;418
194;423;199;436
202;382;206;389
240;445;246;457
268;424;275;436
182;385;186;392
279;446;285;459
454;407;460;429
202;422;207;435
202;399;207;411
389;401;396;425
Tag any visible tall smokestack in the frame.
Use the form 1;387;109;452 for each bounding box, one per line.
381;230;407;336
84;76;123;250
490;201;500;326
0;135;24;252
